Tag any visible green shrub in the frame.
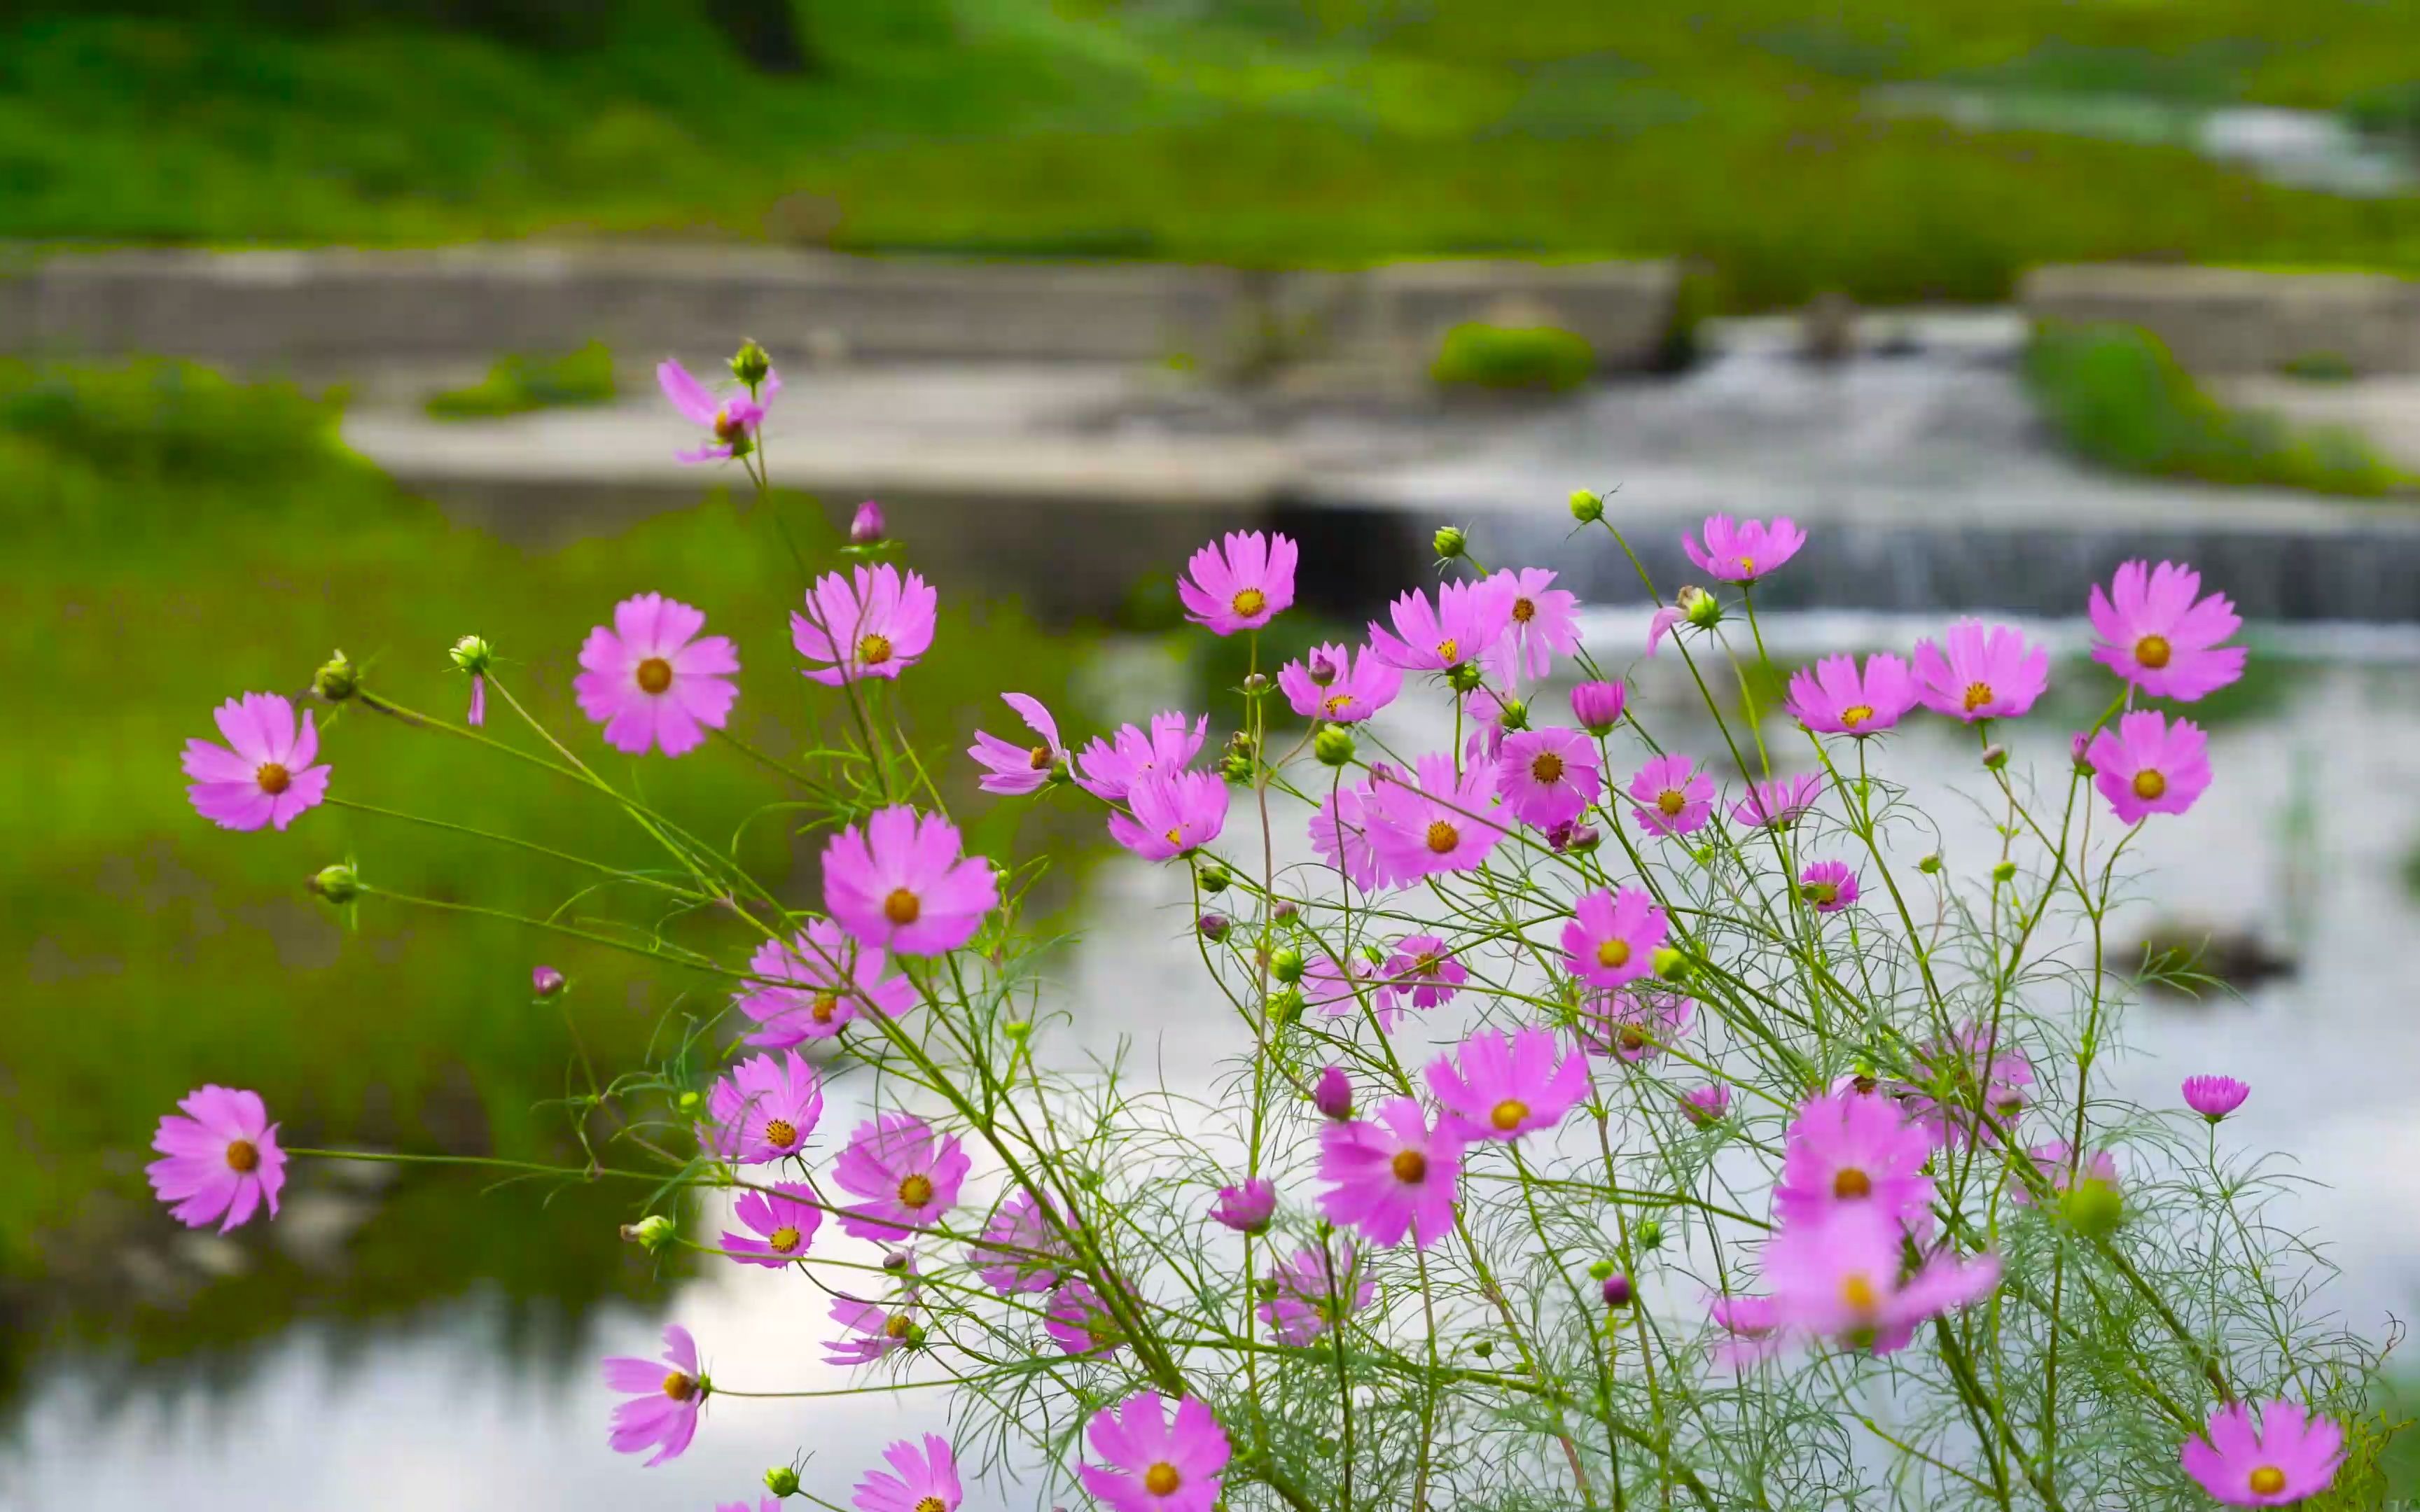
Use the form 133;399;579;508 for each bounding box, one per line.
424;340;617;419
2278;350;2359;382
1431;323;1594;393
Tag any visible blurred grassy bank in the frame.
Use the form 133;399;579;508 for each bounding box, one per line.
12;1;2420;307
0;359;1088;1366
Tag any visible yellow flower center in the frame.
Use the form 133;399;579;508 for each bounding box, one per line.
254;762;291;795
915;1499;949;1512
1511;596;1536;624
1596;938;1632;969
883;1313;912;1338
1415;952;1442;976
1424;820;1460;854
2248;1466;2286;1496
1961;681;1994;713
763;1119;798;1149
1323;694;1354;716
898;1173;936;1209
1840;704;1873;728
1144;1463;1183;1497
1737;554;1756;573
661;1371;697;1401
1490;1098;1530;1131
1804;883;1839;907
2135;634;2172;669
1027;743;1052;770
1657;789;1685;816
1231;587;1267;617
2132;769;2167;800
769;1224;802;1253
811;992;840;1024
857;633;893;666
1434;637;1460;664
224;1138;260;1172
1840;1273;1880;1313
636;657;674;694
1529;751;1566;783
1390;1149;1428;1184
714;407;748;444
1833;1168;1872;1199
1163;825;1185;848
884;888;922;925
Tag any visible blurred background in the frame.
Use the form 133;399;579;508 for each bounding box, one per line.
7;1;2420;1506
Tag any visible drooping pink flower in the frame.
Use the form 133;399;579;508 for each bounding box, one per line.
1317;1096;1466;1250
734;920;917;1046
968;693;1066;794
1211;1177;1278;1234
1076;712;1210;803
182;693;331;832
1426;1026;1589;1142
853;1435;961;1512
1382;934;1467;1010
1045;1277;1131;1357
1495;727;1602;830
721;1182;822;1268
1562;886;1668;989
1367;578;1515;672
1683;515;1806;583
821;806;998;955
1108;769;1230;861
2184;1074;2251;1121
1680;1083;1732;1127
705;1049;825;1164
1078;1391;1232;1512
1309;776;1389;891
1569;679;1627;735
1278;642;1403;723
2009;1142;2121;1208
969;1187;1068;1294
2087;710;2212;825
1912;620;2050;724
1258;1240;1376;1345
1363;752;1506;879
823;1296;917;1366
1647;603;1686;657
1797;860;1859;913
2089;560;2246;704
791;564;938;686
849;500;886;545
1708;1294;1785;1366
1765;1206;2001;1356
658;358;774;465
1774;1090;1935;1231
1459;681;1524;763
1629;755;1716;837
1304;947;1404;1029
1482;567;1583;681
1732;771;1823;830
1578;985;1694;1062
1312;1065;1355;1121
147;1085;286;1232
1177;531;1297;635
2181;1399;2344;1506
833;1112;969;1240
1900;1023;2034;1147
602;1324;708;1465
574;594;739;757
1786;652;1917;736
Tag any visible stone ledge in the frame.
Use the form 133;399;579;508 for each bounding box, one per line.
2020;263;2420;375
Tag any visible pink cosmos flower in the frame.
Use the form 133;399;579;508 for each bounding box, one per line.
706;1050;825;1164
1278;642;1403;723
792;564;938;686
720;1499;781;1512
1708;1294;1785;1367
2010;1142;2121;1208
1786;652;1917;736
1483;567;1583;681
1732;771;1823;830
2087;711;2212;825
1318;1096;1466;1250
1901;1023;2034;1147
1109;769;1231;861
659;358;775;465
1774;1090;1935;1231
1765;1206;2001;1356
1798;860;1859;913
1079;1391;1232;1512
1495;727;1602;830
1309;777;1389;891
735;921;917;1046
1045;1277;1131;1357
183;693;331;832
1683;514;1806;583
602;1324;708;1465
853;1436;961;1512
147;1085;286;1232
1569;679;1627;735
1579;985;1694;1062
721;1182;822;1267
849;499;886;545
2184;1074;2251;1121
1913;620;2050;723
1368;578;1515;672
822;806;997;955
2089;559;2246;704
1258;1240;1376;1345
1629;755;1716;837
1304;948;1404;1029
1076;711;1210;803
1383;934;1467;1009
968;693;1066;794
833;1112;970;1240
2181;1399;2344;1506
1363;753;1506;880
574;594;740;757
824;1296;917;1366
1459;682;1524;763
1177;530;1297;635
1426;1026;1589;1142
969;1188;1068;1294
1211;1177;1278;1234
1647;603;1686;657
1562;886;1669;988
1680;1083;1732;1127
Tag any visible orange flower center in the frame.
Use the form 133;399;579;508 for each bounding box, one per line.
254;762;291;795
1415;952;1442;976
224;1138;260;1172
1657;789;1685;816
1737;554;1756;573
2132;769;2167;800
1960;681;1994;713
1390;1149;1428;1184
1833;1168;1872;1199
1323;694;1354;717
636;657;674;694
1144;1464;1183;1497
763;1119;798;1149
1433;637;1460;664
915;1499;948;1512
1231;587;1267;617
1840;704;1873;728
898;1173;936;1209
884;888;922;925
1618;1025;1647;1052
857;633;893;666
2134;634;2172;669
1511;596;1536;624
1840;1273;1879;1313
883;1313;912;1338
1027;743;1052;770
1529;751;1566;783
1424;820;1459;854
769;1224;802;1253
811;992;840;1023
1163;825;1185;848
2248;1466;2286;1496
1596;938;1632;969
714;408;748;444
1490;1098;1530;1131
661;1371;697;1401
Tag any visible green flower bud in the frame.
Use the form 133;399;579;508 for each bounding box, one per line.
1221;750;1256;783
1003;1019;1031;1041
1652;946;1688;981
1569;489;1605;523
449;634;495;676
1917;853;1944;875
312;650;359;704
1496;698;1529;732
624;1213;676;1251
1268;986;1305;1026
675;1089;702;1115
1981;743;2008;771
1433;524;1468;560
2061;1177;2125;1240
1447;660;1485;693
1470;1337;1496;1359
1587;1258;1615;1282
308;862;361;905
1991;860;2017;885
1241;671;1270;696
764;1465;802;1498
1680;584;1723;629
1636;1217;1666;1252
1198;863;1233;895
1271;947;1306;985
1314;727;1356;768
730;339;772;388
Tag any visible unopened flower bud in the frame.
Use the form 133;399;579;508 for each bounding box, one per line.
881;1246;912;1272
1496;698;1529;732
1003;1019;1031;1041
2070;731;2095;774
1271;899;1299;923
1636;1217;1666;1252
1569;488;1604;523
1198;862;1232;894
1314;727;1356;767
675;1089;702;1115
1313;1065;1354;1120
1680;584;1723;629
449;634;495;676
1991;860;2017;885
730;339;772;388
1197;911;1231;942
308;862;360;905
764;1465;802;1498
1221;750;1255;783
1470;1337;1495;1359
1242;671;1270;696
1982;743;2008;771
1917;853;1943;875
849;500;885;545
1601;1273;1634;1308
1587;1258;1615;1282
1652;946;1688;981
312;650;359;703
531;965;566;998
1268;986;1304;1026
1270;946;1306;984
2061;1177;2125;1239
624;1213;676;1251
1569;680;1626;735
1305;649;1342;687
1447;661;1485;692
1561;821;1601;854
1433;524;1468;559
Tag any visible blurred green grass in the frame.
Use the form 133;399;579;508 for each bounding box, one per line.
424;340;618;419
12;1;2420;307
